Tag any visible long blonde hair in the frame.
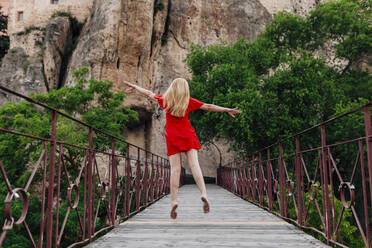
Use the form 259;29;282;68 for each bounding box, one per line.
163;78;190;117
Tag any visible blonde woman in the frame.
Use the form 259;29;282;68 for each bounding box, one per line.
123;78;241;219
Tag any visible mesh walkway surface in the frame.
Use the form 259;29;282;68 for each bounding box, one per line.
86;184;328;248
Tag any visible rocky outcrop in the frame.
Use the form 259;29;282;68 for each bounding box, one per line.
148;0;273;175
260;0;322;16
0;16;73;104
0;46;46;105
62;0;274;177
1;0;327;177
0;28;47;103
65;0;157;113
43;16;72;90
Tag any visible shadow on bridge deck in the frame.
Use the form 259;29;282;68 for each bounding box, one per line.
85;184;328;248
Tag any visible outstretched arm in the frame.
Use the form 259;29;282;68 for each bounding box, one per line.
123;80;155;99
200;103;241;118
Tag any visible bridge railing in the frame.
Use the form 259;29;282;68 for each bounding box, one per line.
0;85;185;248
218;102;372;248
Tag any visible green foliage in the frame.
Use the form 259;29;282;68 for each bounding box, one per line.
16;25;44;36
22;60;30;73
263;0;372;98
24;26;41;34
50;11;85;88
34;67;138;150
0;67;138;247
51;11;84;49
154;0;165;16
187;0;372;155
188;1;371;246
0;6;9;60
161;34;168;46
285;183;365;247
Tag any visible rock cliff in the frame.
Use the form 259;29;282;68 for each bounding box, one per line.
0;16;73;102
43;16;72;90
0;0;322;177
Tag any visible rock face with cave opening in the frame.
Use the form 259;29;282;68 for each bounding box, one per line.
0;0;324;177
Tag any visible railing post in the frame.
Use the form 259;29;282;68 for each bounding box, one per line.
278;142;286;217
156;156;159;199
136;148;140;211
110;138;116;226
246;158;251;200
161;158;164;194
235;161;238;194
125;145;130;218
321;125;331;243
358;140;371;247
45;110;57;248
144;151;149;205
87;127;94;242
150;154;154;202
258;152;264;206
168;160;172;192
237;161;241;196
295;136;303;226
267;149;273;211
55;144;62;247
364;106;372;208
241;161;244;197
242;161;247;199
251;155;256;201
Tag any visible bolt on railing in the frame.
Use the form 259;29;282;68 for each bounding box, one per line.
0;85;185;248
218;102;372;248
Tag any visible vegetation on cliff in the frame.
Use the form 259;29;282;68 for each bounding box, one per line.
188;0;371;153
187;0;370;246
0;67;138;247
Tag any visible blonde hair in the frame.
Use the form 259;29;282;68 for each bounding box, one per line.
163;78;190;117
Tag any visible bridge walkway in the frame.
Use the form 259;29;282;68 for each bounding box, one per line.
86;184;328;248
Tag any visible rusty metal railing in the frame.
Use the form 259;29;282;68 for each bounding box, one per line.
0;85;185;247
218;102;372;248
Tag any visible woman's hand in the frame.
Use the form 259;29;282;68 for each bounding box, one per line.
227;108;241;118
200;104;242;117
123;80;136;93
122;80;155;98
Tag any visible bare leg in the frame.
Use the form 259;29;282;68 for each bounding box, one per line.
169;153;181;218
186;149;207;199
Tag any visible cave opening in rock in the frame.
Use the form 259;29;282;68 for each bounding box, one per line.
116;57;120;70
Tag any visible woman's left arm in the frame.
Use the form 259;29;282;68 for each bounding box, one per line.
200;104;241;118
123;80;155;99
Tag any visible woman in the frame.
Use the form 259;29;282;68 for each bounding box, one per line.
123;78;241;219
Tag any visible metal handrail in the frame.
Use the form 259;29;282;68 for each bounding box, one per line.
218;103;372;248
0;85;185;248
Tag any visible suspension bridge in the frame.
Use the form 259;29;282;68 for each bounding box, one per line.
0;85;371;248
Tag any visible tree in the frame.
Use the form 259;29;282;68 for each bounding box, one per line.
187;0;371;155
264;0;372;98
0;6;9;60
0;67;138;247
186;0;371;246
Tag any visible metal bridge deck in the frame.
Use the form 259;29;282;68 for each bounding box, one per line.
86;184;328;248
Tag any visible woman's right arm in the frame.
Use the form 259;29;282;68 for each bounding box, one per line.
123;80;155;99
200;104;241;118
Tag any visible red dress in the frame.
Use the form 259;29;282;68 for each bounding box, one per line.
154;94;204;156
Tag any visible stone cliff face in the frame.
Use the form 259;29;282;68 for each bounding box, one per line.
0;46;46;105
0;0;322;177
63;0;273;177
149;0;273;176
43;17;72;90
0;28;46;105
0;16;73;103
